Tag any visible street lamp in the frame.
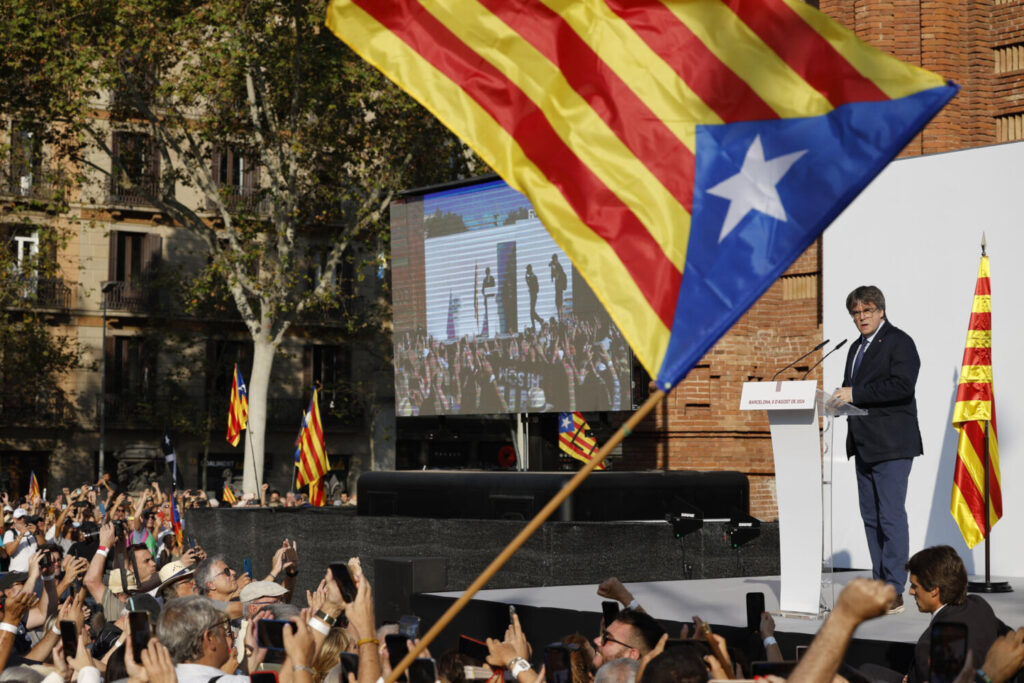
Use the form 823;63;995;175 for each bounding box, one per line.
99;280;118;477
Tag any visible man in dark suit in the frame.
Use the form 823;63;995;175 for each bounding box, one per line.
905;545;1008;682
834;285;922;614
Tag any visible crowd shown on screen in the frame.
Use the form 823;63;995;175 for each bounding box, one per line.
0;477;1021;683
394;314;633;416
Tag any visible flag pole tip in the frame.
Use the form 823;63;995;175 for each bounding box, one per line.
981;232;987;257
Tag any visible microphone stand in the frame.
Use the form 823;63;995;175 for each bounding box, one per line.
770;340;828;381
800;339;848;380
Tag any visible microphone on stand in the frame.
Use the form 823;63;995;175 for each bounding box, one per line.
770;340;828;381
800;339;848;380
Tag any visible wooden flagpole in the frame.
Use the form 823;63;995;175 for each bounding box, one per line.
386;389;667;682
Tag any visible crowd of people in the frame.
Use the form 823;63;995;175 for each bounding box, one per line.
0;473;1023;683
394;314;634;416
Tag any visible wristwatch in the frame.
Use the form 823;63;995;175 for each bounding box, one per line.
508;658;531;678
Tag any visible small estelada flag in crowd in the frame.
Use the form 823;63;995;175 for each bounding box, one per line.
295;387;330;507
226;363;249;446
558;412;604;470
28;471;40;499
951;253;1001;548
222;483;238;505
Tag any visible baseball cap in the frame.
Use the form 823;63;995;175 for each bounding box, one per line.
0;572;29;590
240;580;289;604
11;509;27;520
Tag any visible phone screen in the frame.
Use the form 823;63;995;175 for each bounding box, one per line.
128;611;150;663
930;622;968;683
399;615;420;640
545;645;572;683
329;562;358;603
746;592;765;632
663;639;712;657
59;620;77;657
409;658;437;683
795;645;808;661
458;635;490;663
250;672;279;683
601;601;619;625
242;558;253;578
257;619;292;651
340;652;360;678
386;634;410;679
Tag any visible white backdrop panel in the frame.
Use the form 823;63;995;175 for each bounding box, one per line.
823;140;1024;576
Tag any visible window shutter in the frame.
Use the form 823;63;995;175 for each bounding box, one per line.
108;230;120;281
141;233;161;278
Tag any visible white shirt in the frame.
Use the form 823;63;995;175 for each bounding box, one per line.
175;662;249;683
3;527;37;571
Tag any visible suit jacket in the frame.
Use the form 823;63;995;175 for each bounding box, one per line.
908;594;1009;683
842;320;923;462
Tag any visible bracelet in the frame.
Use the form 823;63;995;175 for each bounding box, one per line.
0;623;18;634
41;575;56;582
763;636;777;647
52;624;61;635
292;665;314;674
976;670;993;683
307;618;330;636
313;610;337;627
96;548;109;558
627;598;640;611
356;637;379;647
268;574;278;582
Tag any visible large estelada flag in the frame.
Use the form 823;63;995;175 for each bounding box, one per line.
951;255;1001;548
558;412;605;470
295;388;330;505
226;363;249;447
326;0;956;389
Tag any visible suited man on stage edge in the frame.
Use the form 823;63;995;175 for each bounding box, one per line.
834;285;922;615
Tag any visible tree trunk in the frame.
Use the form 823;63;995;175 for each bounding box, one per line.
242;333;275;494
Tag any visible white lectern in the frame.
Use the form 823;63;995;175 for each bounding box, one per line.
740;380;865;616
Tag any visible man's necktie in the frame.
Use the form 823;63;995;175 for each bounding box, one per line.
851;337;868;379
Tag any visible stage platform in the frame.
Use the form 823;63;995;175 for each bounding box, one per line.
413;571;1024;674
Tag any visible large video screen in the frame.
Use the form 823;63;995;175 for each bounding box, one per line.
391;176;634;416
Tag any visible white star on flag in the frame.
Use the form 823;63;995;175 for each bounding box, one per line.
706;135;807;243
561;415;572;430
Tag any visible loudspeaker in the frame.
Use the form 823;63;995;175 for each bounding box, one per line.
374;556;447;623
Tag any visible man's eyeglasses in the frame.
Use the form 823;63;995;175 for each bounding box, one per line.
850;307;879;318
206;617;232;638
217;567;235;578
600;631;634;650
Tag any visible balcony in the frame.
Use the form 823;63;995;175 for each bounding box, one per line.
6;276;74;310
1;170;69;206
105;176;160;208
0;390;73;427
103;280;152;314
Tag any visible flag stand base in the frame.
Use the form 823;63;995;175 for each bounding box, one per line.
968;580;1013;594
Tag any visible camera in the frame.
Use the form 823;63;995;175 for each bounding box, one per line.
112;519;127;537
39;553;51;569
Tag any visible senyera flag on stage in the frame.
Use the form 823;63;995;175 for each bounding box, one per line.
325;0;957;390
951;255;1001;548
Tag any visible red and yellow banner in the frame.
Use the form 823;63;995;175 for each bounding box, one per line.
295;388;330;505
951;255;1001;548
325;0;955;390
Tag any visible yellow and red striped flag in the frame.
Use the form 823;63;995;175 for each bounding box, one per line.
558;412;605;470
226;363;249;447
28;471;40;500
951;255;1001;548
295;388;330;498
325;0;956;391
222;483;238;505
